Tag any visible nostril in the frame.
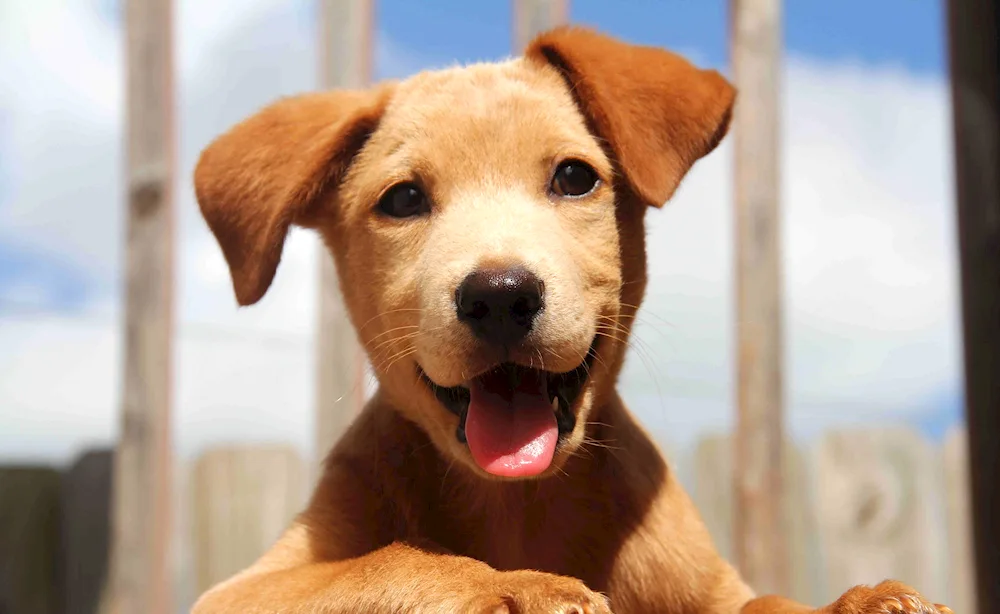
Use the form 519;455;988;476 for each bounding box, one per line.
469;300;490;320
455;286;493;321
511;296;530;317
510;292;540;319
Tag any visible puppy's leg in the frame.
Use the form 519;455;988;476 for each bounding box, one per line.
739;581;952;614
194;454;610;614
614;461;950;614
192;535;610;614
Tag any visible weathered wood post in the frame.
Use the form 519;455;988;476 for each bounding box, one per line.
947;0;1000;612
314;0;374;470
191;446;307;595
814;429;946;602
107;0;176;611
513;0;569;49
730;0;788;597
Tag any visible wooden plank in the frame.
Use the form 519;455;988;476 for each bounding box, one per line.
729;0;787;597
943;428;976;614
813;428;947;604
191;446;307;594
108;0;175;611
314;0;374;468
783;440;821;607
171;457;194;613
513;0;569;50
693;435;735;561
947;1;1000;612
60;450;113;614
0;467;62;614
693;435;818;605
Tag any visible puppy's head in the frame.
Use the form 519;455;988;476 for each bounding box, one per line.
195;27;734;480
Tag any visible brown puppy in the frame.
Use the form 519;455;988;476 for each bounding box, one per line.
192;27;950;614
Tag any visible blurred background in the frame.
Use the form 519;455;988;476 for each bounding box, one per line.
0;1;975;613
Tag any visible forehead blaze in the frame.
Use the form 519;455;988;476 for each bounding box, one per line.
357;60;612;200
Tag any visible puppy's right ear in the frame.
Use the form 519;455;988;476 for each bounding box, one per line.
194;87;392;306
526;27;735;208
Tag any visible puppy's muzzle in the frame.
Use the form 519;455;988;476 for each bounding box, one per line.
455;265;545;347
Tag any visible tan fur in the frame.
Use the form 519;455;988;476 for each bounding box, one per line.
192;27;949;614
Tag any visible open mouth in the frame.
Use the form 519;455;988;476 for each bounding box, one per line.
419;337;598;478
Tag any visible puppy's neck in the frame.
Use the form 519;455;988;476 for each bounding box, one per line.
352;388;649;496
326;389;667;574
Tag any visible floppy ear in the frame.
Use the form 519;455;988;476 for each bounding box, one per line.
526;27;735;207
194;87;392;306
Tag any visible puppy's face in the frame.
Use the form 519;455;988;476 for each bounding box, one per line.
194;28;734;480
331;62;621;478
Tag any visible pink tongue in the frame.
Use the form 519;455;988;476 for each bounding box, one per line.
465;368;558;478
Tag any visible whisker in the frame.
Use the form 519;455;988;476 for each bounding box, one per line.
440;457;458;498
543;347;567;364
366;340;415;371
367;334;419;362
381;348;418;374
616;303;676;329
371;342;417;373
594;324;632;340
366;324;420;345
569;443;596;460
587;340;612;372
594;316;631;329
594;314;663;365
619;332;670;422
580;436;623;451
365;323;449;367
621;331;661;366
355;307;426;334
368;330;422;357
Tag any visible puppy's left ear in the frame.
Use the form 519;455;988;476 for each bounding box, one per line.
195;87;392;306
527;27;735;207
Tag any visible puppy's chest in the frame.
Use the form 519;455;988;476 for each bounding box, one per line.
417;495;607;583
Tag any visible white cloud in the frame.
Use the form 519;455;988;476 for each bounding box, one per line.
0;0;123;282
0;1;962;463
0;313;119;462
0;312;317;464
621;58;961;444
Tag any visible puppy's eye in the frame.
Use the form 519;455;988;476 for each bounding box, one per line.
378;183;430;218
551;160;599;197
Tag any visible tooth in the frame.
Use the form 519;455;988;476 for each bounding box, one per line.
552;396;559;412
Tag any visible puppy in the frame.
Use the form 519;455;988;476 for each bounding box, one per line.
192;27;951;614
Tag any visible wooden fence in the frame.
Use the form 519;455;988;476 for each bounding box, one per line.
0;427;974;614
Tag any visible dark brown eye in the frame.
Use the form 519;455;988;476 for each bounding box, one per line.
377;183;430;218
551;160;599;197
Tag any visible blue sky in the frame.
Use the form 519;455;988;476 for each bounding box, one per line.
375;0;945;76
0;0;948;316
0;1;963;461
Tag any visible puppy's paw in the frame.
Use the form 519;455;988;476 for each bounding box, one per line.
826;580;951;614
469;570;611;614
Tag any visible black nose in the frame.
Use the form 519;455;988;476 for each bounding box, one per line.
456;266;545;346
